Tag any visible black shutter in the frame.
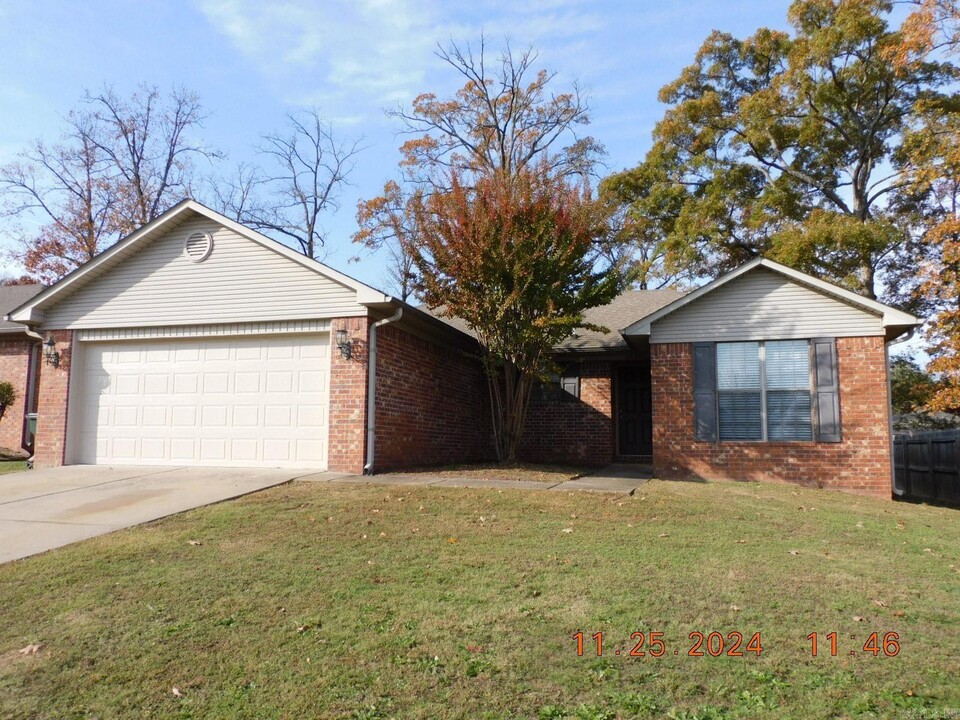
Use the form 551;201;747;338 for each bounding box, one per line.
813;338;842;443
693;342;717;441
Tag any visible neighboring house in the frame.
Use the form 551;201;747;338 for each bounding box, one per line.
0;284;45;455
4;200;920;498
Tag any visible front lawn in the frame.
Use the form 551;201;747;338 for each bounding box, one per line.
0;460;27;475
0;479;957;719
394;462;590;483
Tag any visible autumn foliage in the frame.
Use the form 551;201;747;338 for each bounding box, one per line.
406;165;620;461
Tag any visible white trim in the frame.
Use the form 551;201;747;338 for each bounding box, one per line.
622;258;920;336
75;319;331;342
9;199;393;324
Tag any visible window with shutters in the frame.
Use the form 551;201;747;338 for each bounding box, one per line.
715;340;813;442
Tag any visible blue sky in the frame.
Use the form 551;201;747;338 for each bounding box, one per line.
0;0;793;290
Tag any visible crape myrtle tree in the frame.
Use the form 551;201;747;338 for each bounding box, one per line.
405;163;621;462
602;0;957;302
357;37;622;462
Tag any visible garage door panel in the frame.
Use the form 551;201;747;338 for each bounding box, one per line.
74;334;329;468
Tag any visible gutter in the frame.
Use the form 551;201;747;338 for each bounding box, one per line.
885;327;917;496
363;307;403;474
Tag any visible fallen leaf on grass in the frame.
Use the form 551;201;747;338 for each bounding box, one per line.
893;610;906;617
18;643;43;655
466;644;484;653
873;600;887;608
447;538;458;544
659;533;669;538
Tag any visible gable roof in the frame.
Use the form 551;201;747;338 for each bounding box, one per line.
6;199;393;326
425;288;683;353
0;284;44;334
622;258;920;342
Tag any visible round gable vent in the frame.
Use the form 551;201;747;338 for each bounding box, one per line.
183;231;214;263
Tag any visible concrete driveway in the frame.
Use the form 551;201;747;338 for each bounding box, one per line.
0;465;318;563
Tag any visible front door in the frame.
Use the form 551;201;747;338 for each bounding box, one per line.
617;366;652;456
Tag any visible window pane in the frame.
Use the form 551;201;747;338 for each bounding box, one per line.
767;390;813;440
765;340;810;389
718;392;763;440
717;342;760;390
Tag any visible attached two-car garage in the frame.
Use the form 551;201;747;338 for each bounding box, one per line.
69;334;331;468
70;333;330;468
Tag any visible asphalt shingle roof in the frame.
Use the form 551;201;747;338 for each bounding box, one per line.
0;284;44;334
423;288;683;352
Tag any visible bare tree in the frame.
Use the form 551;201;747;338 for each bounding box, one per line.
0;84;218;282
390;36;603;186
81;83;222;233
230;109;363;260
205;162;265;223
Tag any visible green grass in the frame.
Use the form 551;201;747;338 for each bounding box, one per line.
0;460;27;475
0;479;957;719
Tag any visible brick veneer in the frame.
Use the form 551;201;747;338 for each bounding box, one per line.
651;337;893;498
519;359;615;465
328;317;371;474
33;330;72;469
374;325;494;470
0;334;38;453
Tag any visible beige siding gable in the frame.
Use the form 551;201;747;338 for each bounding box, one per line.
44;217;365;329
650;268;883;343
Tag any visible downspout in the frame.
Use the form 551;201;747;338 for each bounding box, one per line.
8;321;44;469
364;308;403;474
886;327;917;497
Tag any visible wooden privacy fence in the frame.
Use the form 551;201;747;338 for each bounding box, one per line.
893;430;960;507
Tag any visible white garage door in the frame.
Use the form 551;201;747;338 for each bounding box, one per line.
73;334;330;468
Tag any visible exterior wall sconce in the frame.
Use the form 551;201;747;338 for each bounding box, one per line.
43;336;60;368
335;329;352;360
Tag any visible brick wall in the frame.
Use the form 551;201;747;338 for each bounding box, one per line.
651;337;893;498
328;317;371;474
0;334;38;454
519;359;615;466
373;324;494;470
33;330;72;469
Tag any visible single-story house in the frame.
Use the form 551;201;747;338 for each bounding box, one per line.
5;200;920;498
0;284;45;455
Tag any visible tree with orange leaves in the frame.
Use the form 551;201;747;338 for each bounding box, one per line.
894;1;960;411
406;163;621;462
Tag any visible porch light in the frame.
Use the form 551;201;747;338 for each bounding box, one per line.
43;336;60;368
335;329;352;360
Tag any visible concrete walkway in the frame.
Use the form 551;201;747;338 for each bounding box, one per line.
300;463;651;495
0;465;298;563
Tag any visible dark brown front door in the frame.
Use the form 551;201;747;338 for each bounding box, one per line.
617;366;652;456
